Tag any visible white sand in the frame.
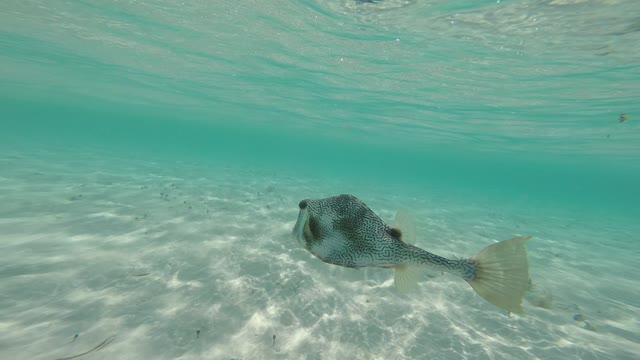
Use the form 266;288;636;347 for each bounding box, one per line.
0;145;638;360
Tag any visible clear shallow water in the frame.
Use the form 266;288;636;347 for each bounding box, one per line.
3;0;640;154
1;0;640;359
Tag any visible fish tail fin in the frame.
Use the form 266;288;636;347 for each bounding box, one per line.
467;236;532;314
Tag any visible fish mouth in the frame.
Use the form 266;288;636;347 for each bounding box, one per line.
292;200;315;247
292;207;310;246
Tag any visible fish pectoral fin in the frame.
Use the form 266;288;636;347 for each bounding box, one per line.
393;208;416;245
394;264;421;293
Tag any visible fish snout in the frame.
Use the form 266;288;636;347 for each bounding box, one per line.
292;200;311;246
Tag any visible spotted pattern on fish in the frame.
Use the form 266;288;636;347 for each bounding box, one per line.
293;194;477;279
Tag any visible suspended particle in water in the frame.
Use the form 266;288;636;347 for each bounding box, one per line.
619;113;629;123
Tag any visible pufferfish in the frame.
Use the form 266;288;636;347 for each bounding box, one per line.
292;194;531;314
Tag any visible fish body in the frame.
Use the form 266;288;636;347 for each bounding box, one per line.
292;194;531;314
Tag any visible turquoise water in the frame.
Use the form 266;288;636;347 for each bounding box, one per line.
3;0;639;216
2;0;640;359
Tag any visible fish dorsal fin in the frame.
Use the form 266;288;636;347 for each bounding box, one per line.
393;208;416;245
387;227;402;240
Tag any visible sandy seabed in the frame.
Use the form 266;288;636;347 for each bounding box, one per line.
0;146;638;360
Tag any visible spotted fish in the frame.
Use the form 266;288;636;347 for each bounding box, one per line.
292;194;531;314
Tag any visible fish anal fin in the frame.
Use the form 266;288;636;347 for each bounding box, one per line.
394;264;421;294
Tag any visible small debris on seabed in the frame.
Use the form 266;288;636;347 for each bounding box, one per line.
55;335;116;360
572;313;597;332
196;329;200;338
581;321;597;332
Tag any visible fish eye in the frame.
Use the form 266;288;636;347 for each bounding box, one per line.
298;200;308;209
